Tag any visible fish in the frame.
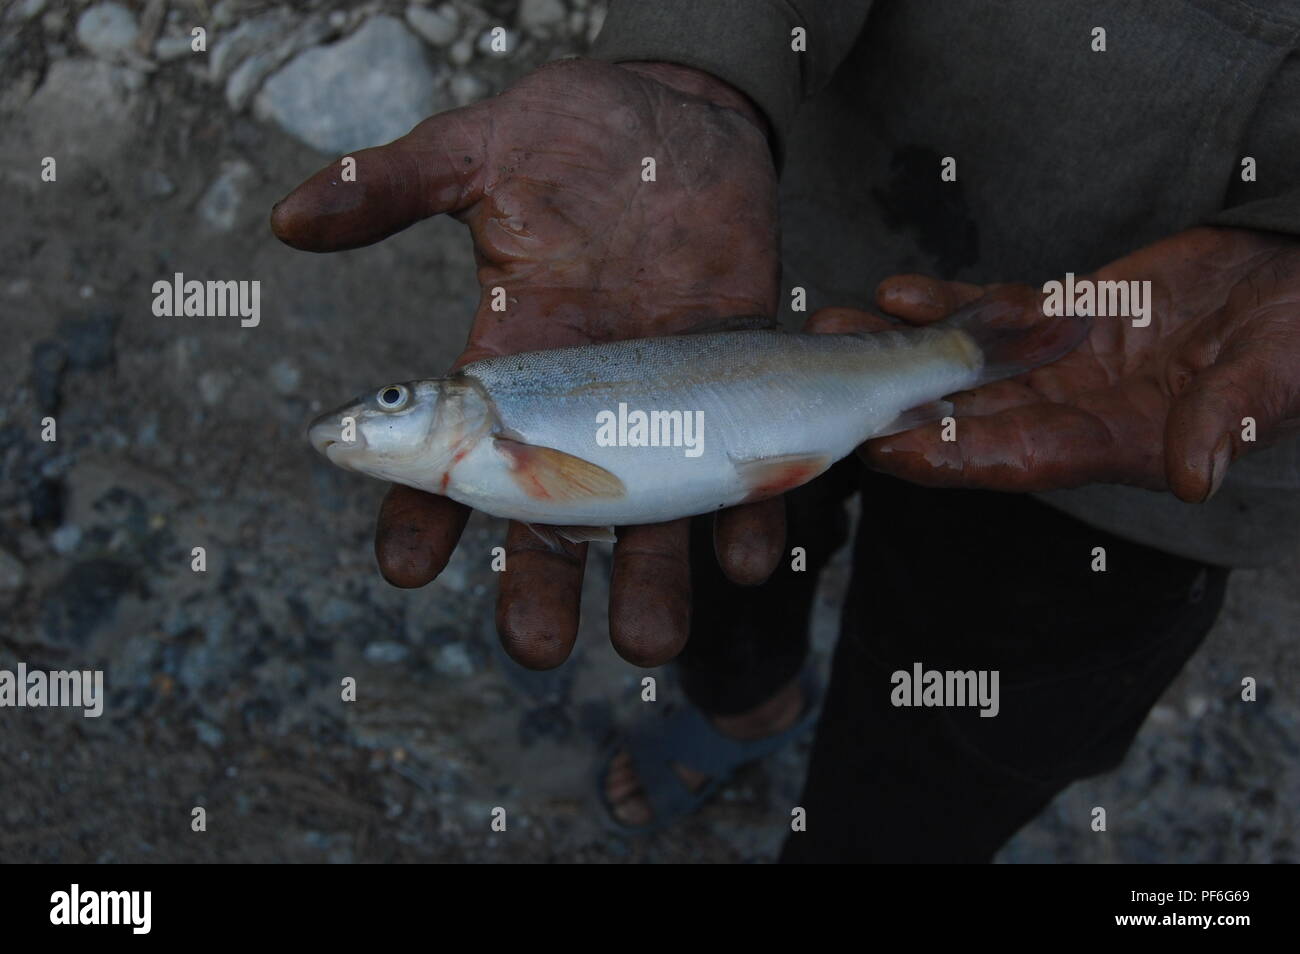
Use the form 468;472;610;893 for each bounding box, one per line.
308;295;1089;543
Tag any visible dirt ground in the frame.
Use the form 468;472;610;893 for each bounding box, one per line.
1;0;1295;863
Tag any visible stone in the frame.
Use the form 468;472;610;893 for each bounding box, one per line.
255;16;441;155
518;0;566;36
433;642;475;677
209;8;296;82
268;358;300;395
364;641;410;664
138;168;176;198
12;0;47;23
0;549;26;592
224;14;333;111
449;72;489;106
586;4;606;43
21;60;141;161
198;370;231;405
193;721;225;748
448;38;473;66
50;524;82;555
75;3;139;61
197;158;257;231
406;4;459;47
154;32;196;61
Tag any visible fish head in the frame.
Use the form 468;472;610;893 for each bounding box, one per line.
308;378;490;488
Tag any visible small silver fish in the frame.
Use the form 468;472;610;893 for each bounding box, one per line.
309;298;1087;542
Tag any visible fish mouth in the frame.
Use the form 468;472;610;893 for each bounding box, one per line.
308;414;365;460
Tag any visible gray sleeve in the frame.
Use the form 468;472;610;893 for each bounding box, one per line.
1207;51;1300;236
589;0;874;160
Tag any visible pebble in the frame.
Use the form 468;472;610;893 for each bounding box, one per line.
406;4;459;47
269;358;301;395
138;168;176;198
449;72;489;106
75;3;140;61
193;720;225;748
13;0;47;22
448;38;473;66
519;0;566;36
50;524;83;555
224;14;334;111
209;8;296;83
0;549;26;591
434;642;475;677
586;5;606;43
154;32;197;62
197;158;257;231
212;0;249;30
364;641;410;664
198;370;231;406
255;16;443;155
318;596;359;626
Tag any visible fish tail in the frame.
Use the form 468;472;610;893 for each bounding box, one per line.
944;286;1091;386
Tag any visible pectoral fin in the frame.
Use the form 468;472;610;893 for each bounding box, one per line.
734;452;831;502
875;399;955;438
494;437;626;501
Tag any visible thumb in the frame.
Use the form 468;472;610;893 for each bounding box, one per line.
1164;354;1293;503
875;274;987;324
270;107;487;252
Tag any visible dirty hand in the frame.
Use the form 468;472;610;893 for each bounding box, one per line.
271;58;781;669
808;227;1300;501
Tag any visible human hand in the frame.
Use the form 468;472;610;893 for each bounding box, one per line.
272;58;783;668
807;227;1300;502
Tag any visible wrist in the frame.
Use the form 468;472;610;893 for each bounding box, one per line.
616;61;771;140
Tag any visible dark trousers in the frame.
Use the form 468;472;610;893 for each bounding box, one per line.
679;461;1229;863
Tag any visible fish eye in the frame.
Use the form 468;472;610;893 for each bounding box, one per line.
377;385;408;411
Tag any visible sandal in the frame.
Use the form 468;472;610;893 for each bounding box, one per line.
595;670;822;835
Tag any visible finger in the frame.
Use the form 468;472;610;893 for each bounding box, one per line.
270;108;486;252
374;484;470;588
875;274;986;324
863;392;1166;492
609;519;692;667
495;521;587;669
803;307;894;335
713;496;785;585
1164;348;1297;502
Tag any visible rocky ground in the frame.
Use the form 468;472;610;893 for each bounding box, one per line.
0;0;1295;864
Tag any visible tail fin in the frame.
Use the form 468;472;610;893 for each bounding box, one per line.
944;286;1091;386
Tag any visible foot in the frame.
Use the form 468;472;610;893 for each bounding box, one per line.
603;677;806;827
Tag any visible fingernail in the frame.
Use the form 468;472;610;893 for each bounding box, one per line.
1205;434;1232;501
